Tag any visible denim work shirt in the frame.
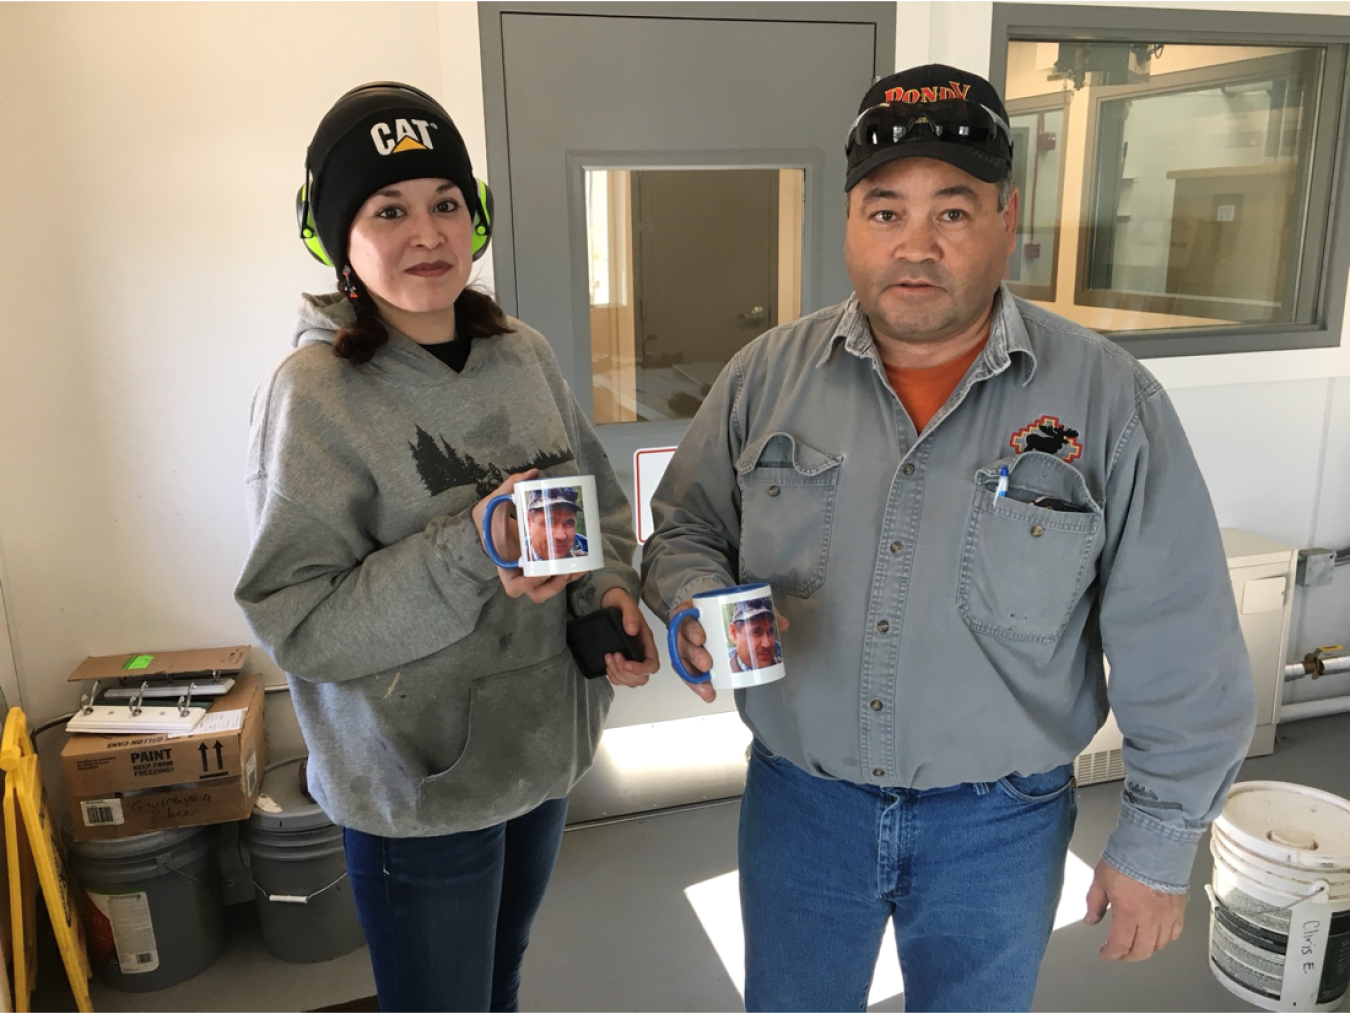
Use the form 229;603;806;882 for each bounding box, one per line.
641;288;1256;892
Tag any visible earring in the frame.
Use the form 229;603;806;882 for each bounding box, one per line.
341;265;359;300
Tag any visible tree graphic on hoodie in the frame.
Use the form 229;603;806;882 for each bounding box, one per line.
409;426;574;498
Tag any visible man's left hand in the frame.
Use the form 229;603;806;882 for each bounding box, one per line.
600;588;660;688
1085;860;1186;962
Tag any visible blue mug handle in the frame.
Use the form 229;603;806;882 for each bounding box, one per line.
480;494;519;568
667;606;711;684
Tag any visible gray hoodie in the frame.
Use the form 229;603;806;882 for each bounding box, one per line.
236;294;637;836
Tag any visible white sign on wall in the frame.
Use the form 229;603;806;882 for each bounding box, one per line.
633;447;678;543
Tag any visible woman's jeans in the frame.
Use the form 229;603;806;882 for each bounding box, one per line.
740;743;1077;1013
343;796;569;1013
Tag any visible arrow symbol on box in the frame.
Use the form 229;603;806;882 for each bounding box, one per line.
214;741;224;771
198;743;209;772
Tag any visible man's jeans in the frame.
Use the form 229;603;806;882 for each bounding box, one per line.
740;742;1077;1013
343;796;569;1013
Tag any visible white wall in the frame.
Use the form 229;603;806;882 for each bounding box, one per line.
0;577;18;711
0;1;489;728
0;0;1345;739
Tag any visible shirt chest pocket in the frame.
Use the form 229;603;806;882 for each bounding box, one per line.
737;433;843;598
958;452;1104;643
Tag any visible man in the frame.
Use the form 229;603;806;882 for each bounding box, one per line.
524;486;588;561
728;598;781;672
641;64;1255;1012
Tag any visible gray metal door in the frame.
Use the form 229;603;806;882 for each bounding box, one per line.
481;2;892;818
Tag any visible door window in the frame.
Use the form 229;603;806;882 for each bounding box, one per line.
586;168;805;425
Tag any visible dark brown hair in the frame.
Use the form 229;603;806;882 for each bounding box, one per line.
332;278;513;365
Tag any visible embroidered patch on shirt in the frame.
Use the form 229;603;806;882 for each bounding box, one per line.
1010;415;1083;462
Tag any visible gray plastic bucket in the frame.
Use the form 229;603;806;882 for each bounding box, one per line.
1207;781;1350;1011
64;824;223;992
239;758;365;963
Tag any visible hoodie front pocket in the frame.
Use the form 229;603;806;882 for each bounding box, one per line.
418;649;588;818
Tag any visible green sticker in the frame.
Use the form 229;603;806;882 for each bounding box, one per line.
121;655;153;670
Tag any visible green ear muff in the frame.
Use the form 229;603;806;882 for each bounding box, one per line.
472;178;494;262
296;180;333;267
296;176;492;266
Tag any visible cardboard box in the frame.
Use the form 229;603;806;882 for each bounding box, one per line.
66;645;249;683
61;672;266;840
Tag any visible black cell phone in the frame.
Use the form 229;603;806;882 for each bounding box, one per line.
566;606;645;679
1031;495;1092;514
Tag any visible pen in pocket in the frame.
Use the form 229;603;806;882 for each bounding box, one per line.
995;465;1009;501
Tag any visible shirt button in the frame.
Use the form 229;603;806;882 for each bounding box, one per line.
876;620;890;633
901;463;915;476
870;699;884;711
889;541;903;554
767;486;780;497
873;768;886;778
1030;524;1045;537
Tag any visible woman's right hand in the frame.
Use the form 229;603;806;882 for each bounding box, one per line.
473;469;581;603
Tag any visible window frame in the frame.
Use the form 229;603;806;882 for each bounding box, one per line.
1076;50;1322;324
1005;90;1072;304
991;3;1350;358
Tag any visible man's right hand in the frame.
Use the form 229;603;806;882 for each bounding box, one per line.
671;598;790;703
672;599;719;702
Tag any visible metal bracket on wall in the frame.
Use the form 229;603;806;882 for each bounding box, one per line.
1296;547;1337;587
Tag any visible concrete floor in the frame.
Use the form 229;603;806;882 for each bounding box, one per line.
32;710;1350;1012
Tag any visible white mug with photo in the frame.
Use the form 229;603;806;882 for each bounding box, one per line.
481;475;604;577
668;583;786;690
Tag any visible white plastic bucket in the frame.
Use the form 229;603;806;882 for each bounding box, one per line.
1208;781;1350;1011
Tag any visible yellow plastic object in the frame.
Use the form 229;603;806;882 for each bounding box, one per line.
1;708;93;1012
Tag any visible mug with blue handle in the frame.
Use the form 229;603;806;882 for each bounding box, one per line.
667;583;786;690
481;475;604;577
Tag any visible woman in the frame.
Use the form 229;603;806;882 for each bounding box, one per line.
235;82;657;1012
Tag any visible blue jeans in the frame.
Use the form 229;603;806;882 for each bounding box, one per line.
739;743;1076;1013
343;796;569;1013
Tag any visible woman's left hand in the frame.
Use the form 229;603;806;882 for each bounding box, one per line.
600;588;660;688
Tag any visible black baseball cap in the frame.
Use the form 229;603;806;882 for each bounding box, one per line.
845;65;1013;190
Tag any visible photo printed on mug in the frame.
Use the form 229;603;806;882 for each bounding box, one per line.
523;485;589;562
723;596;782;673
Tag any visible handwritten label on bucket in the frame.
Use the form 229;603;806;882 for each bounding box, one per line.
1279;884;1333;1008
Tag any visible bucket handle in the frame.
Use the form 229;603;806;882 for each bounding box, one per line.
252;869;349;905
1205;879;1331;914
165;862;216;886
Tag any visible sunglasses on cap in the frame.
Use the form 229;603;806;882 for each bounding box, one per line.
845;99;1013;160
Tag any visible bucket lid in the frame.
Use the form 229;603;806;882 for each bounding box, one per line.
1216;780;1350;869
64;822;213;860
247;757;331;832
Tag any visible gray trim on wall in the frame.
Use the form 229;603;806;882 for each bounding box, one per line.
990;3;1350;359
478;1;897;317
